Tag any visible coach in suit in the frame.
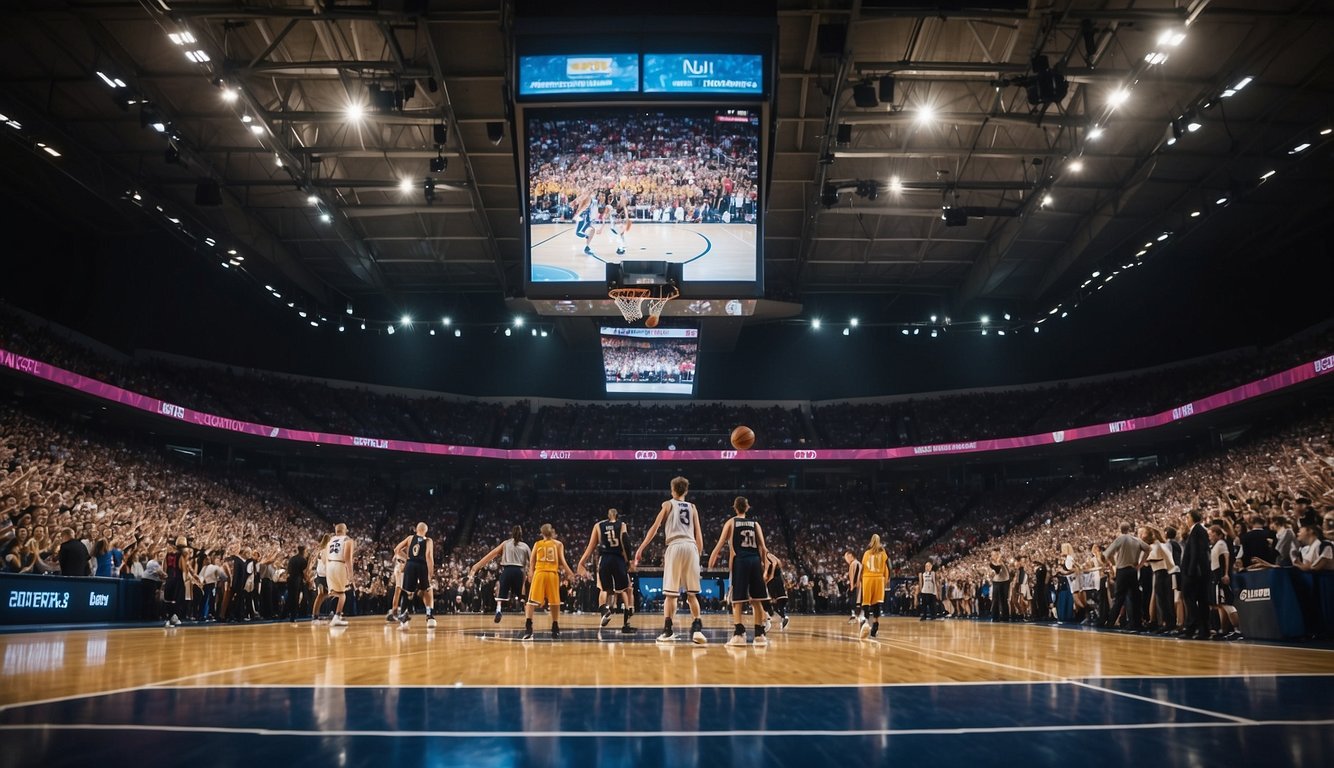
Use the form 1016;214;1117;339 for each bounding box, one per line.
1179;510;1212;639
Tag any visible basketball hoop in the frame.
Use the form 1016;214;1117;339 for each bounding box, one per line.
608;287;650;322
645;285;679;325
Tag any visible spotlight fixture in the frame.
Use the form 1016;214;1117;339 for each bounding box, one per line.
319;212;332;223
431;329;436;336
307;194;319;205
387;325;395;335
1068;160;1084;173
811;319;821;330
980;316;989;325
346;303;353;315
842;328;850;336
401;315;412;326
1024;55;1069;105
930;329;938;338
443;317;452;327
901;329;909;336
430;154;446;173
1108;87;1130;107
504;327;512;337
221;87;237;103
1290;143;1311;154
887;176;903;193
424;178;437;204
916;105;935;123
930;315;937;322
1260;170;1275;181
531;328;537;337
454;329;461;338
849;318;859;327
540;330;549;338
1087;126;1104;140
399;178;413;194
941;207;968;227
1042;194;1054;207
514;316;525;328
1189;211;1201;218
346;103;364;121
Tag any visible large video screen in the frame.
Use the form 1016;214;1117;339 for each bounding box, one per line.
601;327;699;396
526;107;760;289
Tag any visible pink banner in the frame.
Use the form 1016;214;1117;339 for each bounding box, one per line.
1;347;1330;462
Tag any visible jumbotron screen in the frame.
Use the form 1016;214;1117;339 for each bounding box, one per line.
600;326;699;396
526;107;760;290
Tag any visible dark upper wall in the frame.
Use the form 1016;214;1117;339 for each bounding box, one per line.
3;204;1331;402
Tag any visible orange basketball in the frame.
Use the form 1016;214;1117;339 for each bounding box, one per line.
730;425;755;451
645;314;660;328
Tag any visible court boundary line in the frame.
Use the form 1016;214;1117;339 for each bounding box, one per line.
1066;679;1255;724
2;719;1330;739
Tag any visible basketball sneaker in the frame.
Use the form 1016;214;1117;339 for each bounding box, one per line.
726;631;747;647
858;617;871;640
656;620;676;643
331;615;348;627
170;614;181;627
870;621;880;638
621;623;637;634
386;611;397;622
691;618;707;645
522;619;534;641
763;617;772;634
781;615;790;631
753;634;768;648
615;248;625;255
600;605;613;627
493;605;503;623
426;616;437;629
848;613;858;624
583;246;594;256
551;622;560;640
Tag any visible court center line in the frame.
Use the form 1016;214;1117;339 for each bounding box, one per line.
1;719;1330;739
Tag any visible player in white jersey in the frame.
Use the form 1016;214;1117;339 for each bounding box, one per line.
634;476;707;644
324;523;354;627
607;194;632;256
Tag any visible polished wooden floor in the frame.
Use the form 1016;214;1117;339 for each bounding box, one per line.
4;614;1332;709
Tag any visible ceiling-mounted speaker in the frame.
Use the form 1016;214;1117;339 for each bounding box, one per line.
852;81;878;108
835;124;852;145
817;24;847;56
486;121;505;145
878;75;895;103
433;123;448;145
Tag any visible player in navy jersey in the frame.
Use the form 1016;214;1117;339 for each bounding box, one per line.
845;551;863;623
391;522;436;630
707;496;769;647
572;190;599;256
576;508;636;633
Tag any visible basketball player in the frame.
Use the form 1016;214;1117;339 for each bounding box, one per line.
468;526;531;623
633;476;707;645
575;508;636;633
310;533;330;623
607;194;632;256
762;551;790;631
385;554;406;622
859;534;889;639
324;523;354;627
572;190;598;256
844;551;863;623
522;524;577;641
391;522;437;630
707;496;769;647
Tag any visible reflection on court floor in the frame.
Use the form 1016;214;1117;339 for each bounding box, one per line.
529;222;757;282
1;616;1331;767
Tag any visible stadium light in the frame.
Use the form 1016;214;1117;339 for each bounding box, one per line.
842;328;850;336
387;325;395;335
443;317;452;327
1260;170;1276;180
1068;160;1084;173
431;329;437;336
531;328;537;337
849;318;859;327
930;330;938;338
454;329;462;338
540;330;549;338
1189;211;1201;218
1290;143;1311;154
930;315;937;323
901;329;909;336
401;315;412;326
916;105;934;123
1108;88;1130;108
514;316;525;328
888;176;903;194
1003;313;1012;321
399;178;413;194
980;315;989;325
811;318;821;330
504;327;512;337
1042;194;1054;207
319;212;331;223
346;103;364;122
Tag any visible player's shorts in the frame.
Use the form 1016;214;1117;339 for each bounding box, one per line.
861;575;885;605
575;217;591;239
767;576;788;601
498;565;526;600
1212;576;1231;606
315;575;328;591
598;554;630;593
401;561;430;593
326;562;350;594
528;570;560;607
730;556;767;601
662;540;701;594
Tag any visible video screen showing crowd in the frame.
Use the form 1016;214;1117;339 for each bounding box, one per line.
527;108;760;284
600;332;698;394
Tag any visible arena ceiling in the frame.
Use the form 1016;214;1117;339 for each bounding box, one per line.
0;0;1330;324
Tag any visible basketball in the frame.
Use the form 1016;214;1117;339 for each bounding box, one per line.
645;314;660;328
730;425;755;450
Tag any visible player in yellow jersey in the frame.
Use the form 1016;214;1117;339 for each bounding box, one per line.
859;534;889;640
522;524;576;641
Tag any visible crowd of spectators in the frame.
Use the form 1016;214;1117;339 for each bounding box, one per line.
602;337;697;386
531;403;807;450
527;112;760;226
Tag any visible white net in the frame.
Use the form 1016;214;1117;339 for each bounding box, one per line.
609;288;649;322
646;286;680;321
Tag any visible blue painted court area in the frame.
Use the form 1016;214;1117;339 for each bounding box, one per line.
1;676;1331;767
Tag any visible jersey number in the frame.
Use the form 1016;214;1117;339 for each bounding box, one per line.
739;529;756;549
539;548;557;563
678;506;691;526
329;541;342;555
604;528;621;548
411;543;422;557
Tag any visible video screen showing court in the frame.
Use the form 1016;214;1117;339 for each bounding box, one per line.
600;326;699;396
526;107;760;287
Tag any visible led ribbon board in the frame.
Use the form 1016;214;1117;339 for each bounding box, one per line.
518;54;640;96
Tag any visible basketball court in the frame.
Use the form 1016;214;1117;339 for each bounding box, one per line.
529;222;758;282
3;616;1331;766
